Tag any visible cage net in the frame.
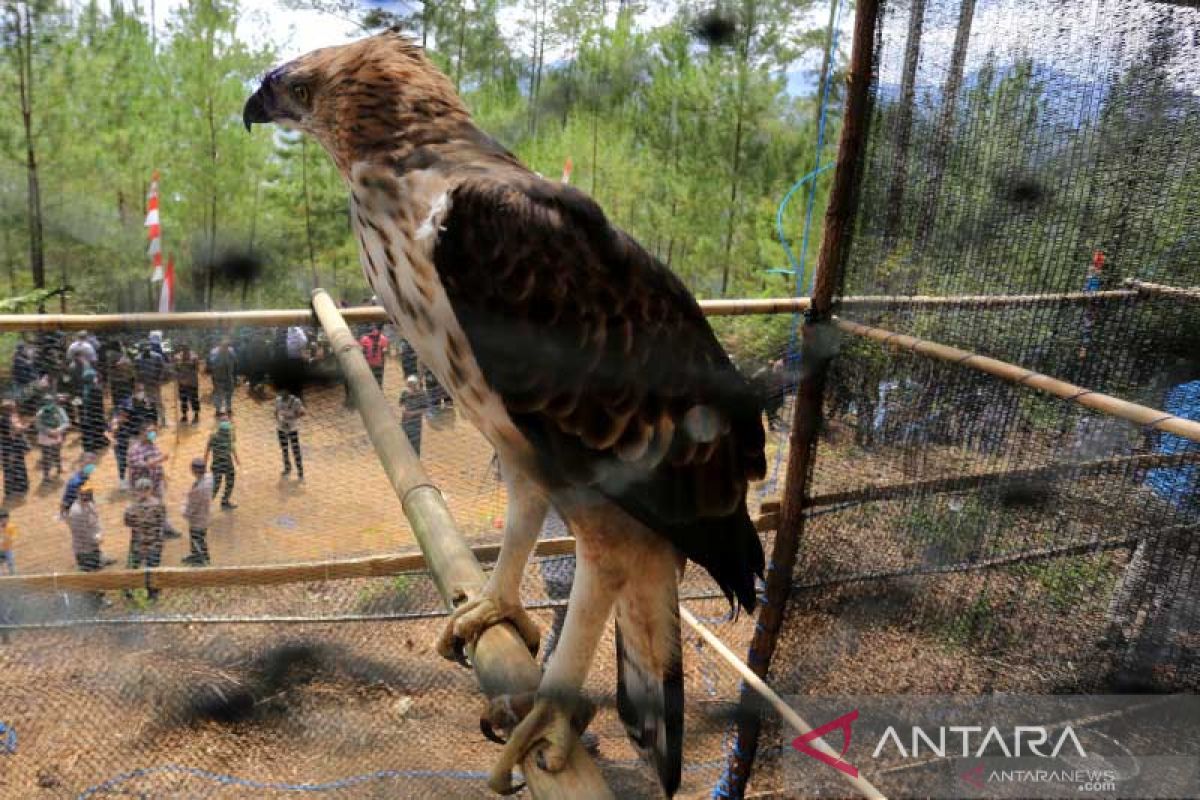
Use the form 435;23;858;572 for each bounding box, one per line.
746;0;1200;795
2;1;1199;797
0;318;782;797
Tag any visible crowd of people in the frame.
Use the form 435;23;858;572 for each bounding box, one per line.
0;322;454;597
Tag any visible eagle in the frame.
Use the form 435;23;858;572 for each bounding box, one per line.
244;30;766;797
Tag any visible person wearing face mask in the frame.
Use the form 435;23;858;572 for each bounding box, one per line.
128;424;182;539
110;407;138;491
60;453;98;518
205;412;239;510
108;348;136;410
124;383;157;434
34;394;69;483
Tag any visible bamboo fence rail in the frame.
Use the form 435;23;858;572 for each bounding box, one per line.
0;537;578;593
835;318;1200;444
1127;279;1200;301
0;285;1151;332
789;529;1189;593
309;288;611;799
750;451;1200;530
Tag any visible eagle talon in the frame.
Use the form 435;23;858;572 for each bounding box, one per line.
485;691;596;795
436;594;541;664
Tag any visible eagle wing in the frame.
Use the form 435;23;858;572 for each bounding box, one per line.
433;170;766;611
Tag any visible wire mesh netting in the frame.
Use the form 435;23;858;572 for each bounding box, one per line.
2;0;1199;797
746;0;1199;794
0;318;784;797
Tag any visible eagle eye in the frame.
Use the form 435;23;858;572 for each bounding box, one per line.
291;83;311;105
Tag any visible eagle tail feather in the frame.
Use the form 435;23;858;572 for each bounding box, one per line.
615;584;684;798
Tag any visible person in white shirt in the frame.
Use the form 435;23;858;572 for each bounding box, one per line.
66;331;98;366
285;326;309;361
274;389;306;481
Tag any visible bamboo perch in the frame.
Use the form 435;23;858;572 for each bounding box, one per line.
681;608;887;800
309;289;611;800
835;318;1200;445
0;287;1145;332
0;537;578;593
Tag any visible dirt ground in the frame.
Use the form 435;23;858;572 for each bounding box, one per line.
6;370;509;576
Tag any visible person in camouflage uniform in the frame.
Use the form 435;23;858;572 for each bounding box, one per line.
124;478;165;600
206;411;239;510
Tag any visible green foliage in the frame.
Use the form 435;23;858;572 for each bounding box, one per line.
0;0;833;312
1011;554;1115;612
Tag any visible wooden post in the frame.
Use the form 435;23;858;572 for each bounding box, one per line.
718;1;880;796
309;289;612;800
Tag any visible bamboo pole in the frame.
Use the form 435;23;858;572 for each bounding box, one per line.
835;318;1200;444
1127;280;1200;301
0;306;389;332
791;531;1150;592
309;289;611;800
749;451;1200;530
682;608;887;799
0;537;578;593
0;287;1143;332
839;288;1135;309
721;2;879;795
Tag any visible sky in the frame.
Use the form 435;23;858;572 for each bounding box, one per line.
877;0;1200;97
145;0;1198;97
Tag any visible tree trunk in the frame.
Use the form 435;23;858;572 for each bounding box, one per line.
3;216;15;294
454;0;467;91
915;0;975;247
14;4;46;293
590;108;599;197
882;0;927;247
205;96;218;310
302;138;318;290
720;0;757;297
528;0;546;137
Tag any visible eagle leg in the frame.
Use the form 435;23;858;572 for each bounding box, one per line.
487;547;618;792
437;464;548;661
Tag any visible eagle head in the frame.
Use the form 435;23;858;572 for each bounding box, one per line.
243;29;471;173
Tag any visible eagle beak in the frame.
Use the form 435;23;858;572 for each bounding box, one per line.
242;86;272;132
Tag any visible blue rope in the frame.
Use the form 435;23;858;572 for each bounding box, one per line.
774;163;836;281
78;754;738;798
77;765;494;798
760;0;846;500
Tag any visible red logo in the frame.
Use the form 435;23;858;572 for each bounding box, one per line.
961;762;986;789
791;709;859;778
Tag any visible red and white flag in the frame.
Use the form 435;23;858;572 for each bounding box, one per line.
146;170;164;282
158;255;175;313
561;156;573;184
